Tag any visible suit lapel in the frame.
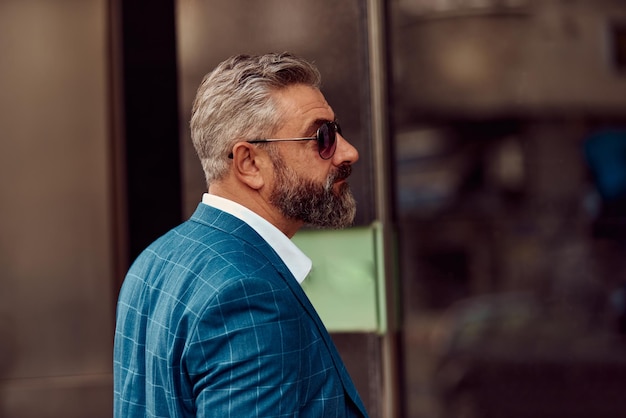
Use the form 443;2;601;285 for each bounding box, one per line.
190;204;368;416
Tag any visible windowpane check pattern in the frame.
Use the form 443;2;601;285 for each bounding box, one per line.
114;204;368;417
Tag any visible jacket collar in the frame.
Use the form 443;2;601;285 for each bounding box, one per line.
189;203;368;416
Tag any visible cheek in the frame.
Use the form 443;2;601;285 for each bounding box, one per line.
292;160;329;182
314;168;333;187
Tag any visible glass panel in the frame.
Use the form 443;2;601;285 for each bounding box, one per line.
391;0;626;416
175;1;380;414
176;0;375;225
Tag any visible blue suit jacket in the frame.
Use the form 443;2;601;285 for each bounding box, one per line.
114;204;369;417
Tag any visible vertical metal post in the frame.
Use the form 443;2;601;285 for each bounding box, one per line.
366;1;402;417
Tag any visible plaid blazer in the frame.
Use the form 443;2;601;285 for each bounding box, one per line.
114;204;369;418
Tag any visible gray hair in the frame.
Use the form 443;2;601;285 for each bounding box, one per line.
190;52;322;185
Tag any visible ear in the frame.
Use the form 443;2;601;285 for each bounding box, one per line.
230;142;270;190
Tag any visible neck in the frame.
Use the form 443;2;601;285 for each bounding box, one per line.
208;182;303;238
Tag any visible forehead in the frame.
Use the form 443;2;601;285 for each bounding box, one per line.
273;84;335;129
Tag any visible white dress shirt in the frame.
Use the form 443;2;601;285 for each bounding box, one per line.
201;193;312;283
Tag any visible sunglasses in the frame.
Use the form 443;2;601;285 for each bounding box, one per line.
228;121;341;160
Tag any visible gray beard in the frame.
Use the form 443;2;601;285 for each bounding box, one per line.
269;155;356;229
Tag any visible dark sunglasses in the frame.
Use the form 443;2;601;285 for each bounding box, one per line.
228;121;341;160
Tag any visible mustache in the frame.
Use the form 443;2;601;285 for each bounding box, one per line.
324;164;353;193
332;164;352;182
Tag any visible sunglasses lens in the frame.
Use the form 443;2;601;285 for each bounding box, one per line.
318;122;338;159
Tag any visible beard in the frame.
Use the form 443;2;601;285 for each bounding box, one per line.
268;154;357;229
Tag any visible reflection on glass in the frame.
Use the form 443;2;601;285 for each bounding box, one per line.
392;1;626;417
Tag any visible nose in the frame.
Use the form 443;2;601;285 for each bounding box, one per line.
333;133;359;165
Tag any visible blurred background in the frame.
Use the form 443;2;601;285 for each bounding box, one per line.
1;0;626;417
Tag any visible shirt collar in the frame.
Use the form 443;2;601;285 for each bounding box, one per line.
201;193;312;283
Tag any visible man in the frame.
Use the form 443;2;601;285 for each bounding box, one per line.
114;52;369;417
